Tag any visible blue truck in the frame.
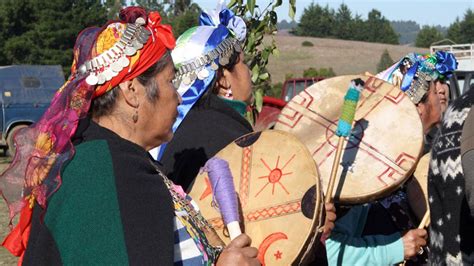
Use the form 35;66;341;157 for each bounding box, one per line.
0;65;64;155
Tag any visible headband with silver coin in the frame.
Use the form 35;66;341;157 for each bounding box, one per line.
173;38;242;89
78;17;151;86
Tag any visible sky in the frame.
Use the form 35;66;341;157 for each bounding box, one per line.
195;0;474;27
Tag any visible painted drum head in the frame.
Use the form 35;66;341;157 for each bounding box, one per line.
188;130;324;265
275;75;424;204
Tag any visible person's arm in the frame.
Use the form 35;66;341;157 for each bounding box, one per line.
326;231;404;265
325;205;404;265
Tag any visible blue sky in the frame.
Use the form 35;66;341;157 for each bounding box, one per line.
195;0;474;26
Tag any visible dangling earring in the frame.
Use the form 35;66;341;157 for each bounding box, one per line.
132;109;138;123
224;85;233;99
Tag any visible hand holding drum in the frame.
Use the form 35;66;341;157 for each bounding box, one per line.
202;157;242;240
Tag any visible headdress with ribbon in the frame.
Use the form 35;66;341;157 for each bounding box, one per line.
377;51;457;104
150;1;246;160
0;7;175;259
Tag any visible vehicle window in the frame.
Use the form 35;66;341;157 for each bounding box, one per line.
468;74;474;94
307;80;315;87
295;81;306;96
21;76;41;89
284;82;294;102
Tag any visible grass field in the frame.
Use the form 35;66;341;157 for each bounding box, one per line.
267;34;429;84
0;157;17;265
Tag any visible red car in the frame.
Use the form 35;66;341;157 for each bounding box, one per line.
254;77;324;131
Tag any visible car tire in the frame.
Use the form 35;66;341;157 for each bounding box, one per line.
6;125;28;157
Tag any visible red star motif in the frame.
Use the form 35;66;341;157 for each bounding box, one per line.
274;250;283;260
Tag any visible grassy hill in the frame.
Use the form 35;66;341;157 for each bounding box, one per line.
267;34;429;84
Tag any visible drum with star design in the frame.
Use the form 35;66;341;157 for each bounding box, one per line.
188;130;324;265
275;75;424;204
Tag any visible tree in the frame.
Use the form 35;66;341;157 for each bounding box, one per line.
364;9;398;44
295;3;334;37
104;0;126;19
0;0;108;75
334;4;353;40
377;49;394;72
447;18;462;43
415;25;444;48
459;9;474;43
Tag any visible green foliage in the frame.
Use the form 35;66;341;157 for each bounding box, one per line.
295;4;398;44
415;25;444;48
228;0;296;122
303;67;335;78
447;18;462;43
0;0;108;75
377;49;394;72
104;0;126;19
459;9;474;43
301;40;313;47
295;3;335;37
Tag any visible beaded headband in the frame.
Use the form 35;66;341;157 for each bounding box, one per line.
78;17;151;85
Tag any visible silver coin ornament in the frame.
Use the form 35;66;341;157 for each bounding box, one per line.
119;56;130;68
86;74;99;85
125;46;137;56
197;68;209;80
111;61;123;73
97;74;106;85
210;61;219;71
182;75;192;85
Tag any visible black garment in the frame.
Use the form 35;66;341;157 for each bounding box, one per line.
23;119;174;265
428;88;474;265
161;93;253;191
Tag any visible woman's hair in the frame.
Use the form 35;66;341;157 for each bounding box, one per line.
91;51;172;117
197;47;241;106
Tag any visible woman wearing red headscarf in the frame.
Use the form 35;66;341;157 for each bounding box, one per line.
0;7;259;266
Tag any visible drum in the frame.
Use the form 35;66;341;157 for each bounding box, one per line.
188;130;324;265
275;75;424;204
407;152;430;222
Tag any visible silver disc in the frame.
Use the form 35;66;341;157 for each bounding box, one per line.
183;75;192;85
210;61;219;71
86;74;98;85
125;46;137;56
132;40;143;50
119;56;130;68
197;68;209;80
111;61;123;72
97;73;106;85
103;69;114;81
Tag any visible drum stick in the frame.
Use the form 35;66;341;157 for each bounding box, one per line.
203;157;242;240
418;211;430;229
325;79;365;203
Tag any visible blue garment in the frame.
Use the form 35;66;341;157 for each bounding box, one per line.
326;205;404;266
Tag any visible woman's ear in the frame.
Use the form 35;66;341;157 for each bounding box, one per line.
118;80;139;108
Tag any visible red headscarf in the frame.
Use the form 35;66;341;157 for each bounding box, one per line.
0;7;175;262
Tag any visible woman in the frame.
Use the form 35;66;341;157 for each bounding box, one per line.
0;7;259;265
156;5;336;262
155;6;253;190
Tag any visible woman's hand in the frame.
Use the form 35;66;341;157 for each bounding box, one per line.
402;229;427;259
322;202;337;239
217;234;261;266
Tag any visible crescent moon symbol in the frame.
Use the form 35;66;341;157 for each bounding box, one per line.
257;232;288;266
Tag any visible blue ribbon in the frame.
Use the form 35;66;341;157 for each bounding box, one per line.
400;61;419;92
435;51;457;78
